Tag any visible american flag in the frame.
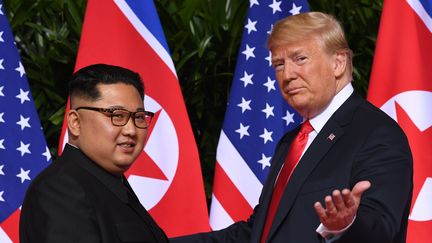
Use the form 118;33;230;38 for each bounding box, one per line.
209;0;309;230
0;2;51;242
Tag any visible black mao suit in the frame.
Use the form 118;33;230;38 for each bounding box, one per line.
20;144;168;243
171;92;413;243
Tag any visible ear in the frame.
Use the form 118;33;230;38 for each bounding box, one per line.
333;51;348;78
67;110;81;137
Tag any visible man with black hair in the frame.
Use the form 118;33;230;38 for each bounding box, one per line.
20;64;168;243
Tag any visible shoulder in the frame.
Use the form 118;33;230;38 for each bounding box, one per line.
24;155;90;203
336;93;406;136
328;94;411;157
276;126;299;150
348;98;412;158
356;98;406;134
21;156;98;225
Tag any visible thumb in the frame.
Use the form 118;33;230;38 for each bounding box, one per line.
352;180;371;200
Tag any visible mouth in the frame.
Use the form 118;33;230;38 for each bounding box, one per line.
118;141;136;151
285;86;305;95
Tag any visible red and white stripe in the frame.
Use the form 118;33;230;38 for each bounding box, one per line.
0;208;20;242
209;131;263;230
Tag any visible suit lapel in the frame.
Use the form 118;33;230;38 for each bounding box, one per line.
122;177;162;230
65;145;129;204
250;132;297;242
266;120;344;241
65;145;153;224
264;93;362;242
62;145;165;240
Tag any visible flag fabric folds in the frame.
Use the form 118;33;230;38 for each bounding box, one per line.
367;0;432;242
209;0;309;230
58;0;209;237
0;2;52;242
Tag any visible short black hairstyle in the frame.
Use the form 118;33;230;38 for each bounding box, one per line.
69;64;145;103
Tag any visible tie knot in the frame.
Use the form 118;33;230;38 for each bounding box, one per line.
300;120;314;135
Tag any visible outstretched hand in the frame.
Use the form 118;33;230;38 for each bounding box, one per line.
314;181;371;231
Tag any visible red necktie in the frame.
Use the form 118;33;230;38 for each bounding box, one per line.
260;121;314;243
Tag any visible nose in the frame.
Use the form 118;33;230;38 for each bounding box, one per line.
121;116;137;136
281;61;297;82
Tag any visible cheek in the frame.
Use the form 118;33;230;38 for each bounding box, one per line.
307;71;332;94
139;130;148;145
275;74;284;89
90;122;119;140
312;82;336;110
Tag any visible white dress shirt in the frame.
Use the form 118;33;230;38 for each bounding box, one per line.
299;83;354;240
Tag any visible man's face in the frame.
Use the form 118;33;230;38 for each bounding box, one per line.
271;38;345;118
70;83;147;176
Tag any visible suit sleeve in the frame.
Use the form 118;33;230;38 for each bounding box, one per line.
336;121;413;243
20;173;100;243
169;207;258;243
169;133;292;243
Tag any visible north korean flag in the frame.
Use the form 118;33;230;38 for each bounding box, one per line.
368;0;432;242
58;0;210;236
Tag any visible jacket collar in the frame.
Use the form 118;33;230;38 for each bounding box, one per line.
62;144;129;203
254;92;365;242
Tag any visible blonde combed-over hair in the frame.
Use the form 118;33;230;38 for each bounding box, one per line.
267;12;353;72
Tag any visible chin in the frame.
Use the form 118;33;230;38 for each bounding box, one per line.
115;158;135;168
115;164;133;174
291;106;309;118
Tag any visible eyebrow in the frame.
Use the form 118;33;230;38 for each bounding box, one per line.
106;105;145;112
272;48;310;63
271;56;283;63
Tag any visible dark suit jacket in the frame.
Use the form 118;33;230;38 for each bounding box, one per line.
171;92;413;243
20;144;168;243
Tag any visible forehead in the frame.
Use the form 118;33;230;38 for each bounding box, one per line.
93;83;143;108
271;38;322;57
97;83;139;96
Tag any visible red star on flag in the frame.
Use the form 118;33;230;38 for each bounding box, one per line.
125;110;168;181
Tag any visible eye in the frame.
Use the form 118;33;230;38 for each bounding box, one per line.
111;111;126;119
272;62;284;71
134;113;146;121
294;55;308;64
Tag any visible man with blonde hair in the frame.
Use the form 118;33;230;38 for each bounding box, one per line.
172;12;412;243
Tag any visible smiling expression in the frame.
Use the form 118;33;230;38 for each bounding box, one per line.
69;83;147;176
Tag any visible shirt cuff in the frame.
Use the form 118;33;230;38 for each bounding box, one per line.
316;215;356;239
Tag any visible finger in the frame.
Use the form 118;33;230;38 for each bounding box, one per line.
352;181;371;199
332;190;345;211
314;201;328;220
325;195;337;216
341;189;355;208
